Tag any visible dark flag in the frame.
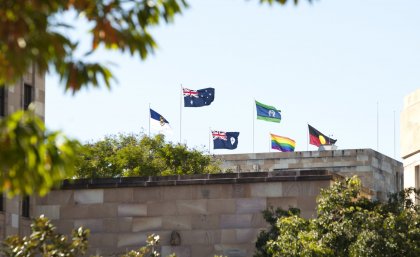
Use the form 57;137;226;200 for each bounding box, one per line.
183;87;215;107
308;124;337;147
212;131;239;150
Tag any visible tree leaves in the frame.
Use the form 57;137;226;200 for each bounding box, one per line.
0;108;79;197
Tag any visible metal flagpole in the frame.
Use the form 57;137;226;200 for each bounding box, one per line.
253;99;255;153
268;133;271;152
306;123;309;151
209;128;211;154
377;102;379;151
148;103;151;137
180;85;182;144
393;110;396;158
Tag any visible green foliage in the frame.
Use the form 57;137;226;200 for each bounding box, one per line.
0;108;79;197
75;133;221;178
1;215;89;257
255;176;420;257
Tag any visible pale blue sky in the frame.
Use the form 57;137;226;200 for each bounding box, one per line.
46;0;420;160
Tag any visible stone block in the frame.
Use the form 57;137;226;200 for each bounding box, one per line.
162;215;192;230
191;214;219;229
161;246;191;257
207;199;236;214
147;201;177;216
180;230;221;245
89;233;118;248
221;229;237;244
236;228;260;243
74;219;104;233
221;184;251;198
118;204;147;217
176;200;207;215
220;214;252;229
192;184;223;199
103;217;133;233
36;190;73;205
250;182;282;197
190;245;215;257
132;217;162;232
296;196;318;212
88;204;118;218
74;189;103;204
267;197;298;209
133;187;162;202
214;244;249;257
163;186;193;200
34;205;60;220
117;232;147;248
53;220;75;234
236;198;266;214
11;214;18;228
60;205;90;219
104;188;133;203
250;213;268;228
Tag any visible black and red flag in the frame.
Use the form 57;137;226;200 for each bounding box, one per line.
308;124;337;147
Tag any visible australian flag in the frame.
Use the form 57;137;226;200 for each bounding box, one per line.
183;87;215;107
212;131;239;150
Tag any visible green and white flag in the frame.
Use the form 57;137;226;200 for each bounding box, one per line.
255;100;281;123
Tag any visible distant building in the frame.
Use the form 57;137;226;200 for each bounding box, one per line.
0;64;45;239
0;64;45;120
401;88;420;204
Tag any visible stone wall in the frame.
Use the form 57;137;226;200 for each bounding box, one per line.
27;171;336;257
217;149;402;201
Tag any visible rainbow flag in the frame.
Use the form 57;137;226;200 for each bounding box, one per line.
270;133;296;152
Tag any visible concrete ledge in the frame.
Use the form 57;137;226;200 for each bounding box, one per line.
59;169;339;190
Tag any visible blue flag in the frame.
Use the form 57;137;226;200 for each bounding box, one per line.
212;131;239;150
150;108;172;133
183;87;215;107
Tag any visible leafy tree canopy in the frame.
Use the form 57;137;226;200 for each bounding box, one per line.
255;176;420;257
75;133;221;178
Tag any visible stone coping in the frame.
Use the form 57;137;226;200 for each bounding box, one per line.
60;169;341;190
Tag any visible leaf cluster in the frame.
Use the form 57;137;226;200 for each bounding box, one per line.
0;107;79;197
74;133;221;178
255;176;420;257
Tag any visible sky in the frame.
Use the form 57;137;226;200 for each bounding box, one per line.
46;0;420;160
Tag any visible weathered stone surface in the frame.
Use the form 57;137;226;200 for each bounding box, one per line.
220;214;252;229
236;198;266;214
133;187;162;202
163;186;193;200
267;197;298;209
235;228;260;243
162;215;192;230
74;189;104;204
214;244;249;257
117;233;147;248
147;201;177;216
34;205;60;220
192;184;223;199
250;182;282;197
221;229;236;244
176;200;207;215
36;190;73;205
74;219;104;233
207;199;236;214
161;246;191;257
104;188;133;203
180;230;221;245
103;217;133;232
132;217;162;232
118;204;147;217
191;214;219;229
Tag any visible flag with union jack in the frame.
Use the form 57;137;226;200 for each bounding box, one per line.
183;87;215;107
212;130;239;150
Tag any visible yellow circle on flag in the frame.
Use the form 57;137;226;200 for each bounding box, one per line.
319;135;326;145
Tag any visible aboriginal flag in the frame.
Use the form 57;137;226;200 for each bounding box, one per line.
308;124;337;147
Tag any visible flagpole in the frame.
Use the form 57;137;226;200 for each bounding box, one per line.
377;102;379;151
180;84;183;144
209;127;211;154
306;123;308;151
393;110;396;158
268;133;271;152
148;103;151;137
253;99;255;153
